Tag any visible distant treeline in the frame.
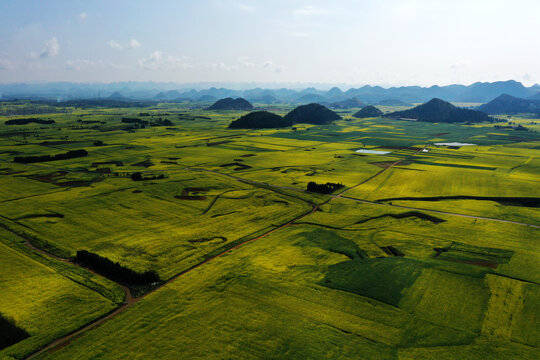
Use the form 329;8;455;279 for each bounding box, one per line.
307;181;344;194
5;118;55;125
122;117;147;124
122;117;173;127
131;172;165;181
14;149;88;163
0;313;29;350
56;99;155;108
75;250;160;286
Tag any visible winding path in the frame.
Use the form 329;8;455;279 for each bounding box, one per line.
24;198;326;359
17;149;539;358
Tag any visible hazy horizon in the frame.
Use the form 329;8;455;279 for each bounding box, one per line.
1;0;539;86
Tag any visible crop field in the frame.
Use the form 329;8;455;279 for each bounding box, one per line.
0;227;122;359
0;103;538;359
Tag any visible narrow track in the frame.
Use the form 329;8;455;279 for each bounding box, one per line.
19;149;539;357
24;200;325;359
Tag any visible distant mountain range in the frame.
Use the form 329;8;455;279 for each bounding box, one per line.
1;80;539;105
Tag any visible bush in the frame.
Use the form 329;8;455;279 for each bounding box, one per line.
306;181;344;194
14;149;88;163
75;250;160;286
0;313;29;350
131;172;165;181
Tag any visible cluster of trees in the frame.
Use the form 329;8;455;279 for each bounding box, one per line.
75;250;160;286
122;117;148;125
56;99;154;108
14;149;88;163
0;313;29;350
306;181;344;194
151;117;173;126
122;117;173;127
131;172;165;181
5;118;55;125
494;124;529;131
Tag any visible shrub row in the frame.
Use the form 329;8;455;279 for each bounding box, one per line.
75;250;159;286
0;313;29;350
5;118;55;125
306;181;344;194
14;149;88;163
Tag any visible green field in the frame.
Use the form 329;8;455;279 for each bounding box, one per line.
0;103;538;359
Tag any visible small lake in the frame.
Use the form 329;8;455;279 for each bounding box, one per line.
355;149;392;155
434;142;476;146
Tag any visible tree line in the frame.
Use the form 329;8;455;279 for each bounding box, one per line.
0;313;29;350
14;149;88;163
75;250;160;286
306;181;344;194
5;118;55;125
131;172;165;181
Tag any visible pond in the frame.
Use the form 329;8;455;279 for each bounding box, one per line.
355;149;392;155
434;142;476;146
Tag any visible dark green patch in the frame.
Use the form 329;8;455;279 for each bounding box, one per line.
321;257;424;306
377;196;540;207
0;313;29;350
294;228;366;260
355;211;445;225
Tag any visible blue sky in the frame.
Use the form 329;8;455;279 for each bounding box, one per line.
1;0;539;86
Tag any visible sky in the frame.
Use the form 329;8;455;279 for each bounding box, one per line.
0;0;539;87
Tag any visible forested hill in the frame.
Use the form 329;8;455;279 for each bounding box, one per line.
228;111;291;129
208;97;253;110
478;94;540;115
384;98;491;123
283;103;341;125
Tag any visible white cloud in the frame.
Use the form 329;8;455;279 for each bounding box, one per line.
40;37;59;58
0;59;15;70
108;38;141;50
261;60;273;68
79;12;87;20
290;32;310;37
239;4;255;12
66;58;95;71
138;51;192;70
238;56;256;68
450;60;470;70
237;57;277;70
108;40;122;49
128;39;141;48
293;5;327;16
208;62;239;71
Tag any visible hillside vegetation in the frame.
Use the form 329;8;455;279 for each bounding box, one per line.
208;97;253;110
228;111;291;129
478;94;540;115
385;98;492;123
284;103;342;125
353;105;384;118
